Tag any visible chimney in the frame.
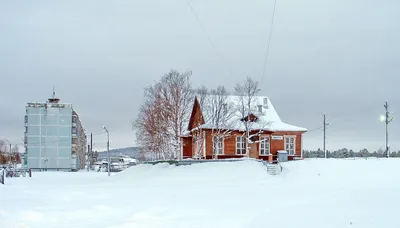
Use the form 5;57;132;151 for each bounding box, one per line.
263;98;268;109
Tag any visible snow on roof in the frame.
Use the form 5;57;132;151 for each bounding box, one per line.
195;95;307;132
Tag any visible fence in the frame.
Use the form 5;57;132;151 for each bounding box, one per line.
145;158;262;166
0;168;32;185
145;158;284;175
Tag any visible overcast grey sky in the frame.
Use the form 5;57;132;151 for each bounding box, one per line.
0;0;399;152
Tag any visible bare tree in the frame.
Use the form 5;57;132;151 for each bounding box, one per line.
0;140;6;164
134;69;194;160
234;76;262;157
0;153;5;164
10;144;20;167
11;144;19;153
134;84;169;160
158;70;194;159
208;86;235;159
195;85;209;108
0;140;5;153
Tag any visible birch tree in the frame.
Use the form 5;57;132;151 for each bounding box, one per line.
234;76;261;157
209;86;235;159
158;70;194;159
134;69;194;160
134;83;171;160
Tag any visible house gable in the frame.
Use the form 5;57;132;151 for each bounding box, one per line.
188;97;205;131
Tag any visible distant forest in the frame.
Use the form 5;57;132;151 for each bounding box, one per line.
303;148;400;158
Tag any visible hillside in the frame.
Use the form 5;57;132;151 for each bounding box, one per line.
97;146;141;159
1;158;399;228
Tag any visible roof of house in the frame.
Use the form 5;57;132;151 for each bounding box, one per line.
189;95;307;133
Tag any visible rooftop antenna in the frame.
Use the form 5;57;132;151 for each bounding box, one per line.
48;86;60;103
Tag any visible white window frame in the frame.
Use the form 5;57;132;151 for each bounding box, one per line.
259;135;270;155
236;136;246;155
213;136;224;155
284;135;296;155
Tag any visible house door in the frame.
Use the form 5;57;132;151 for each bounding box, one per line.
249;143;258;158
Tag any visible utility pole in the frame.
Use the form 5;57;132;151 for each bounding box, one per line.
323;114;329;159
87;144;90;171
90;133;93;169
102;126;110;176
383;102;395;158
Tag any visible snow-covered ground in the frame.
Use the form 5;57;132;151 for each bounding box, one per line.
1;158;399;228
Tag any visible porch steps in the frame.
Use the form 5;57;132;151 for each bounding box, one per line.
265;163;282;175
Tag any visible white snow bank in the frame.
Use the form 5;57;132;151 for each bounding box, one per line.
1;159;400;228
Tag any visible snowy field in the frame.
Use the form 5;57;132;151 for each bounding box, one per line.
1;158;399;228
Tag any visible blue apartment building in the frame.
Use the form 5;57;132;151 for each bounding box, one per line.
24;92;87;171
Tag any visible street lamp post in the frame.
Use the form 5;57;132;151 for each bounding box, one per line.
102;126;110;176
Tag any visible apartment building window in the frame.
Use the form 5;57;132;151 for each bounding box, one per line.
285;136;296;155
259;136;270;155
236;136;246;155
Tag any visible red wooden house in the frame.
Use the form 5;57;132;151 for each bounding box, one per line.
180;96;307;162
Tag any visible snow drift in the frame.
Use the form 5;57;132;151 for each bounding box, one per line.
1;158;399;228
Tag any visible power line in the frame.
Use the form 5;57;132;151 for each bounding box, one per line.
304;126;324;133
260;0;278;88
185;0;235;77
92;131;106;136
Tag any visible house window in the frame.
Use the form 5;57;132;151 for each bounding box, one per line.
213;136;223;155
259;136;270;155
285;136;296;155
236;136;246;155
